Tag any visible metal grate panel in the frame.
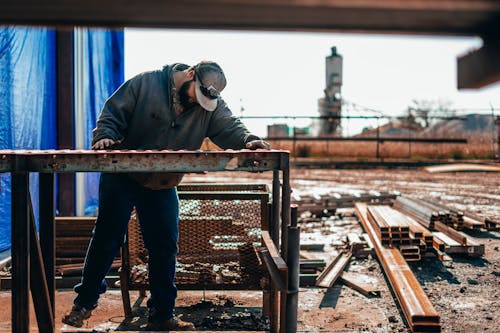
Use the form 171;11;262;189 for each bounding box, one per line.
126;184;270;289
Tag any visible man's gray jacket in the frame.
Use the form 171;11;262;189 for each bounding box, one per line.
92;64;260;189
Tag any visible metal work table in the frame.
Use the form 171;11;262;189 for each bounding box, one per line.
0;149;297;333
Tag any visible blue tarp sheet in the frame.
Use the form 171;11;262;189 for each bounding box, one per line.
0;27;57;252
81;29;124;215
0;27;123;251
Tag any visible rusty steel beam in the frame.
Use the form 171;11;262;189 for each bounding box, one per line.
0;149;288;173
266;136;468;143
316;250;352;288
458;35;500;89
355;203;441;333
340;272;381;298
1;0;500;36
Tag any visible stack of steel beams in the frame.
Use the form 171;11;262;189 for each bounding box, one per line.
355;203;441;333
392;197;485;257
367;205;421;261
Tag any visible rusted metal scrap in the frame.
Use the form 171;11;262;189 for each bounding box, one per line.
355;203;441;333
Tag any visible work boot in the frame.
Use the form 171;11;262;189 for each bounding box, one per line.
145;317;196;331
61;304;92;327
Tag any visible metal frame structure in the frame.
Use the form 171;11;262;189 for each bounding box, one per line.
0;149;297;333
1;0;499;89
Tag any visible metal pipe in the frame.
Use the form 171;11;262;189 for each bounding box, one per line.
281;168;291;260
11;168;30;333
285;205;300;333
272;170;280;247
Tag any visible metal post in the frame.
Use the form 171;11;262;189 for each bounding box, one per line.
281;168;291;260
39;173;55;317
280;155;291;333
272;170;281;247
376;121;380;159
56;28;76;215
495;116;500;160
286;205;300;333
11;168;30;333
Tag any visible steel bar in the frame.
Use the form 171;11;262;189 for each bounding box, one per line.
280;168;291;259
178;183;268;192
272;170;281;246
0;149;287;172
11;170;30;333
316;251;352;288
340;272;381;298
261;250;286;291
393;197;438;229
294;193;397;213
28;196;55;333
266;136;467;143
285;224;300;333
434;221;467;246
420;198;487;230
177;191;269;201
39;173;55;316
355;203;441;333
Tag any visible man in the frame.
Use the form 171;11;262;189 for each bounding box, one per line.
62;61;270;330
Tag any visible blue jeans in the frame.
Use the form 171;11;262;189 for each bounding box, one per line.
74;173;179;319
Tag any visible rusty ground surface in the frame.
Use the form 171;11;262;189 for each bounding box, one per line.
0;168;499;332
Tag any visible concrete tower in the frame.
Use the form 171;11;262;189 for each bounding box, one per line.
317;47;342;135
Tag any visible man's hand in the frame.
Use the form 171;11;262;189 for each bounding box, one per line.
245;140;270;150
92;138;117;150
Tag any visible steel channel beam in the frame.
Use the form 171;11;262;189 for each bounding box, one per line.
355;203;441;332
16;150;285;172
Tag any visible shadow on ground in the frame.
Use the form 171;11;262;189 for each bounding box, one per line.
113;297;269;331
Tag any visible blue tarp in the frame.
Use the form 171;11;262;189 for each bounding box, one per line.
0;27;123;251
81;29;124;215
0;27;57;252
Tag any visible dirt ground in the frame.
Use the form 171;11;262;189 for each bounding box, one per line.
0;168;498;332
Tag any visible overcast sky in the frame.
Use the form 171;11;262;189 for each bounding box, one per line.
125;29;500;136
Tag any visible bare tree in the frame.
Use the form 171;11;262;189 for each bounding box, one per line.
408;99;456;127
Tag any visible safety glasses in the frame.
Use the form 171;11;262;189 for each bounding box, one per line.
194;65;220;100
